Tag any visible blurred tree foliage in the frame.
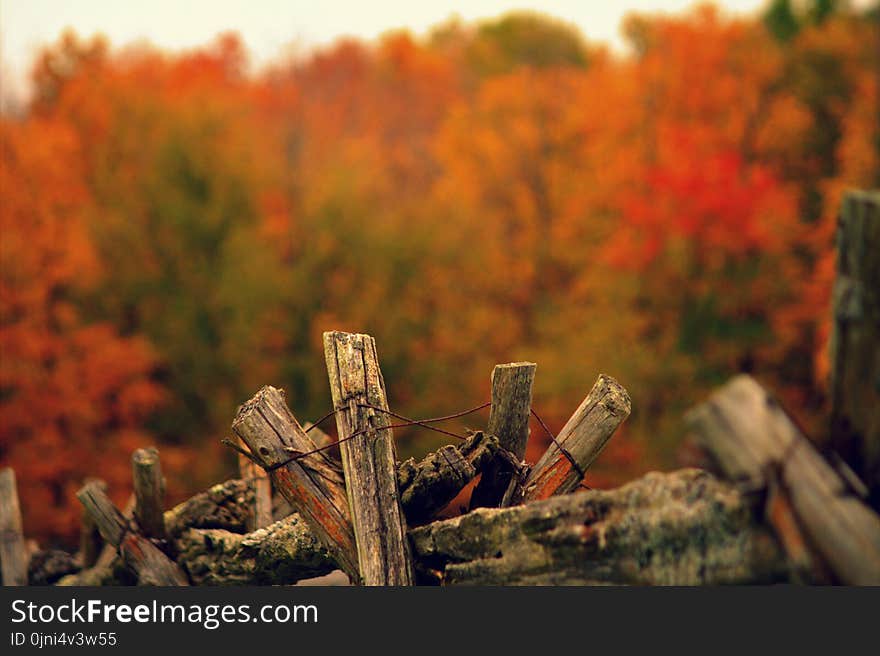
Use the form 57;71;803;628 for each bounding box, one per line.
1;5;877;545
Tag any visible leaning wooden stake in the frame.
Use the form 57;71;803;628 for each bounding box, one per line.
77;482;188;586
237;439;273;530
324;331;414;585
231;385;359;580
471;362;536;509
687;375;880;585
0;468;28;586
132;448;167;540
522;375;631;501
830;190;880;507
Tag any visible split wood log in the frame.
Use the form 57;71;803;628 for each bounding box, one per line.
237;439;273;530
231;386;358;580
402;469;785;585
399;431;500;524
79;478;106;568
830;190;880;507
324;331;414;585
471;362;536;509
522;375;631;502
0;468;28;586
132;448;167;540
77;482;188;586
687;375;880;585
176;514;335;585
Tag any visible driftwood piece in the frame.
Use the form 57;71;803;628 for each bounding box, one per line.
687;375;880;585
237;439;273;530
399;431;500;524
522;375;631;501
830;190;880;507
412;469;786;585
77;482;188;586
176;514;335;585
471;362;536;509
231;385;358;580
0;468;28;586
132;447;167;540
324;331;414;585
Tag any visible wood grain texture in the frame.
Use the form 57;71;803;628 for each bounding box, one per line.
830;190;880;507
132;447;167;540
237;439;273;530
687;374;880;585
471;362;536;509
79;478;106;569
412;469;786;585
231;385;358;580
76;481;188;586
0;468;28;586
324;331;414;585
522;375;631;501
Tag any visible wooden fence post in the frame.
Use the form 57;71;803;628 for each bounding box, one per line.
830;190;880;507
522;375;631;501
323;331;414;585
132;448;167;541
77;482;188;585
231;385;359;580
79;478;107;568
687;374;880;585
236;440;273;530
470;362;536;509
0;468;28;586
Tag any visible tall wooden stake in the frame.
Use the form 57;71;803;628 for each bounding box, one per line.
237;440;273;530
471;362;536;509
132;447;167;540
323;331;414;585
830;190;880;507
0;468;28;586
522;375;631;501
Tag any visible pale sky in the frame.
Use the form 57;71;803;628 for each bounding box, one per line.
0;0;781;106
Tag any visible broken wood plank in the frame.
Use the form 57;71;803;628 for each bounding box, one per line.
237;439;273;530
76;482;188;586
0;468;28;586
132;447;167;540
687;374;880;585
830;190;880;508
399;431;500;524
522;375;631;502
231;385;358;580
324;330;414;585
411;469;786;585
470;362;536;509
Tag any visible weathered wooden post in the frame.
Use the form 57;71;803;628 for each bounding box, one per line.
77;482;188;585
236;440;273;530
522;375;631;501
471;362;536;509
231;385;359;580
0;468;28;586
323;331;414;585
829;190;880;508
132;448;167;540
687;374;880;585
79;478;107;568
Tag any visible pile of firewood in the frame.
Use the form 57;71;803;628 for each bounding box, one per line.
1;191;878;586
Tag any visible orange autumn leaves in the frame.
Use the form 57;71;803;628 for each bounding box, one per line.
1;5;877;545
